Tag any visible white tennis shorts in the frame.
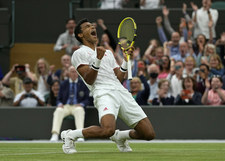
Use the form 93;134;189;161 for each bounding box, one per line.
93;89;147;128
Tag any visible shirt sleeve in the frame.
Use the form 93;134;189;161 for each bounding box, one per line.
71;49;90;70
108;50;119;69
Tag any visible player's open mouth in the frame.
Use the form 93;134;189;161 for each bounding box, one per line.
91;31;97;37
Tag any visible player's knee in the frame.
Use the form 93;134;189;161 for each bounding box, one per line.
144;130;156;141
101;127;115;138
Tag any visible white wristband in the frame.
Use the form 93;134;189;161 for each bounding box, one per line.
91;58;101;71
120;60;127;72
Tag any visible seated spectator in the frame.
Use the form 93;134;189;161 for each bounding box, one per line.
0;81;14;106
97;18;117;52
152;79;174;106
13;77;45;107
170;60;184;98
46;80;60;106
2;64;35;95
192;34;207;66
183;56;197;78
208;54;224;77
202;43;216;64
130;71;150;105
50;66;89;142
147;63;159;104
175;76;202;105
143;42;162;65
54;18;80;56
173;42;191;62
201;75;225;105
215;32;225;67
157;55;170;79
196;64;212;95
34;58;51;99
48;54;71;85
140;0;164;9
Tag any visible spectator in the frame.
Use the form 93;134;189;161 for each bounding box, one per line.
99;0;129;9
34;58;51;99
0;81;14;106
46;80;60;106
157;55;170;79
175;76;202;105
196;63;212;95
130;71;150;105
50;66;89;142
140;0;164;9
170;60;184;98
174;42;191;62
192;0;219;41
142;39;160;65
201;75;225;105
48;54;71;85
209;54;224;77
2;64;35;95
147;63;159;104
202;43;216;64
54;18;80;56
215;32;225;67
13;77;45;107
192;34;207;66
162;6;188;43
183;56;197;78
97;18;117;52
152;79;174;106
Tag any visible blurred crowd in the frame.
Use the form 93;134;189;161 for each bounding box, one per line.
0;0;225;109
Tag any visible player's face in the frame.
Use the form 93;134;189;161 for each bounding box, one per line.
80;22;97;44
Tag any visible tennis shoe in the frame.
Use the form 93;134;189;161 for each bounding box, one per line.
61;129;77;154
110;130;132;152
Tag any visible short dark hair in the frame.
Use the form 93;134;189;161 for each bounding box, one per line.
199;64;209;71
75;18;89;44
182;76;196;90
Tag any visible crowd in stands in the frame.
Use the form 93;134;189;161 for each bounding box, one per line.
1;0;225;107
0;0;225;140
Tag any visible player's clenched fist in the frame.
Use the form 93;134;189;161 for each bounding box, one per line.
96;46;106;60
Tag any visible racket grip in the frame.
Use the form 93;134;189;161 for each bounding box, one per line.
127;58;132;80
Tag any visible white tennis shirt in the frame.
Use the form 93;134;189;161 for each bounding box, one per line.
71;45;126;93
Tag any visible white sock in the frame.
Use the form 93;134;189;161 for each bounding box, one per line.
118;130;131;140
69;129;84;139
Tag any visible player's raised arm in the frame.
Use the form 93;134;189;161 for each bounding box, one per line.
114;47;133;82
77;46;105;85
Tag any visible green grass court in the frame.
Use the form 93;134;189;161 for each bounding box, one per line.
0;142;225;161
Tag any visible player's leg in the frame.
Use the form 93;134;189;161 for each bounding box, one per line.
71;105;85;142
61;114;116;154
130;117;155;140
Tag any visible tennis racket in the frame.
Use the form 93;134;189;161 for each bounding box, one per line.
117;17;137;80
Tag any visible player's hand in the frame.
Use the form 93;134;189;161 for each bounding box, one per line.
96;46;106;60
122;47;134;62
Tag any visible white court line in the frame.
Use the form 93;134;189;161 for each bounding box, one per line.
0;150;100;156
1;139;225;143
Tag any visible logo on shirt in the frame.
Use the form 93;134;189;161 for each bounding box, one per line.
103;107;108;111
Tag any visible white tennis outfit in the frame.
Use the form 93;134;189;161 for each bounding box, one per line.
71;45;146;127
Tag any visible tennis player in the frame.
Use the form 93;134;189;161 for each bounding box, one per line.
61;18;155;154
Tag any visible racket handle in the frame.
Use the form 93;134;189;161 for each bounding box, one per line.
127;55;132;80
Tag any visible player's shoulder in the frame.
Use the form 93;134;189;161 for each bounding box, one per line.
105;49;114;55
